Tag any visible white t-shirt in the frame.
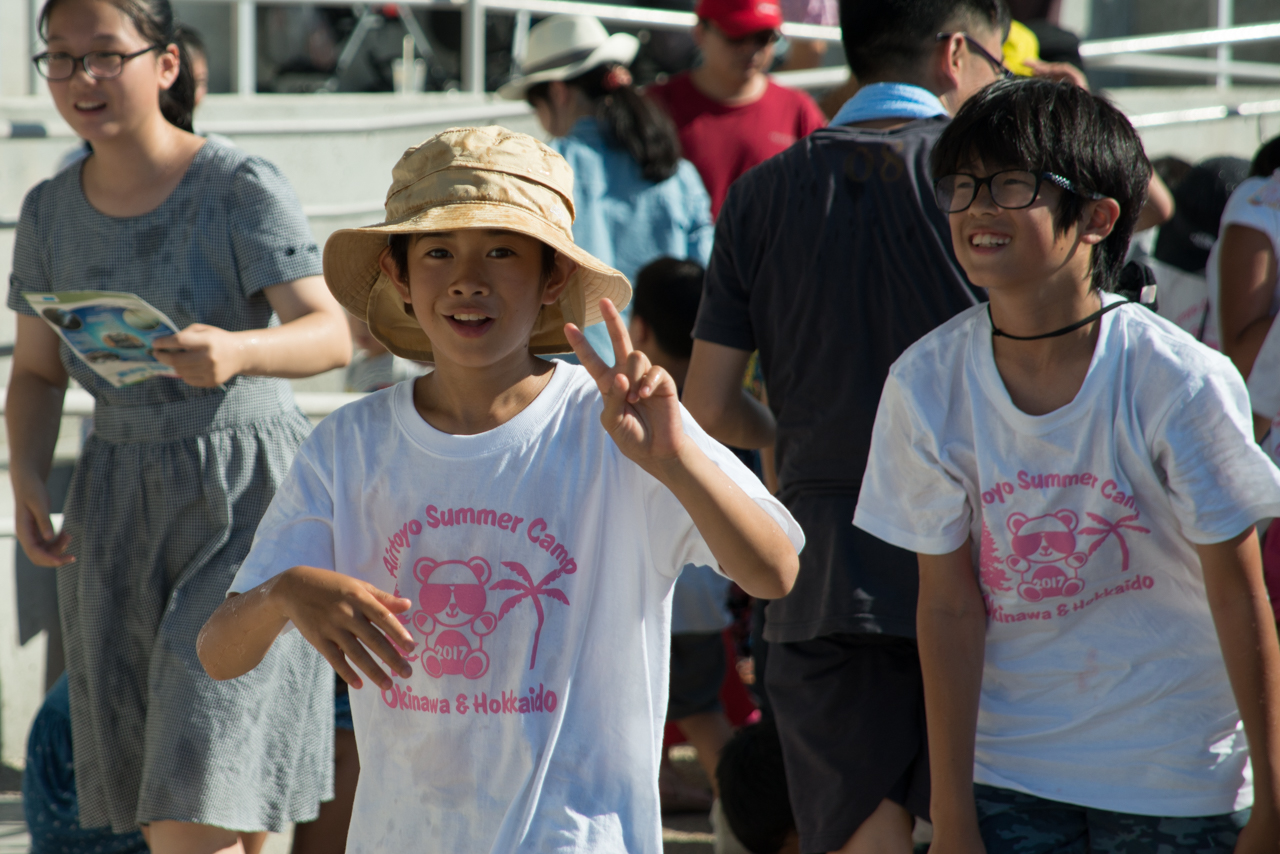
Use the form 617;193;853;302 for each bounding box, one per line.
854;297;1280;816
230;363;802;854
1204;171;1280;355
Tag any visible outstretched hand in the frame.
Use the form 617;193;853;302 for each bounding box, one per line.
270;566;417;691
565;299;686;470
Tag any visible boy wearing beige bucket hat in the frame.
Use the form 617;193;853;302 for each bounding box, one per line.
199;126;802;854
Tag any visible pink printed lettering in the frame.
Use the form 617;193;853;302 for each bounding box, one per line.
523;519;579;576
1016;470;1097;491
981;482;1014;505
1100;480;1139;513
528;518;547;543
498;513;513;531
382;518;424;577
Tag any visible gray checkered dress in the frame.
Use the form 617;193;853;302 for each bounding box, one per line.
8;140;334;834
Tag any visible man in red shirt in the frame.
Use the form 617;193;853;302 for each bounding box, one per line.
647;0;826;217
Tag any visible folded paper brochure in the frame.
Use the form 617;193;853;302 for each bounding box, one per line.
26;291;181;387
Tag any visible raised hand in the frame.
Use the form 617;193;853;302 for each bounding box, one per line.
565;299;685;470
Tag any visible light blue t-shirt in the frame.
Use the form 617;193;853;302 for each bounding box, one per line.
552;118;715;363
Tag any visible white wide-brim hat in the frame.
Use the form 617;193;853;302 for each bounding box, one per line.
497;14;640;101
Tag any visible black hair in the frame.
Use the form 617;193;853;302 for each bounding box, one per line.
39;0;195;132
1251;134;1280;178
716;719;795;854
931;77;1151;292
1151;155;1193;192
386;234;558;284
839;0;1011;80
527;63;681;183
174;21;205;59
630;257;704;359
1154;156;1249;274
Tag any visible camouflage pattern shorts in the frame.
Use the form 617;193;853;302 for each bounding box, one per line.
974;783;1249;853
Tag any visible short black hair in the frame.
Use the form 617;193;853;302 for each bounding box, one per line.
839;0;1011;80
931;78;1151;292
716;719;795;854
630;257;704;359
386;233;558;283
1251;134;1280;178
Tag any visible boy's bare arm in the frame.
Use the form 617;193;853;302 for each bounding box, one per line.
918;542;988;854
1197;529;1280;852
197;566;417;690
566;301;799;600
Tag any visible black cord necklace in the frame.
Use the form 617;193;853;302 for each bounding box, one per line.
988;301;1126;341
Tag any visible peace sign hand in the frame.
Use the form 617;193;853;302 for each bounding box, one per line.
565;299;687;471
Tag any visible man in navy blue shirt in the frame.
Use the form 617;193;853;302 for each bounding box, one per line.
684;2;1010;851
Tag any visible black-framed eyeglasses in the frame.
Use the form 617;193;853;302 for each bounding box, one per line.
934;170;1106;213
936;32;1014;80
32;45;161;81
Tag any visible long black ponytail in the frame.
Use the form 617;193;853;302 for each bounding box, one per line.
39;0;196;132
531;63;682;183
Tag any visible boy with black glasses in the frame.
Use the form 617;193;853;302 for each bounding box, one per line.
856;78;1280;853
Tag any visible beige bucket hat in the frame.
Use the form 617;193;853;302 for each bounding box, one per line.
323;126;631;360
497;15;640;101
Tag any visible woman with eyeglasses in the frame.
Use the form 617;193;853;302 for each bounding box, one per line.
8;0;350;852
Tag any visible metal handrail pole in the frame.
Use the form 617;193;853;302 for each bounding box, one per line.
1218;0;1234;90
1086;53;1280;82
463;0;487;94
236;0;257;95
1080;20;1280;57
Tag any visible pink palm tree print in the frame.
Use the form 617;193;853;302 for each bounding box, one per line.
491;561;570;670
1079;512;1151;571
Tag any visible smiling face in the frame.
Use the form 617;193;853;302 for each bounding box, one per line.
949;159;1098;296
378;228;573;371
42;0;181;142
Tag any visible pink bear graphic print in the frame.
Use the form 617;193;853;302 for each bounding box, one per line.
411;557;499;679
1005;511;1088;602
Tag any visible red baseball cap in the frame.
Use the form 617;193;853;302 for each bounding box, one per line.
695;0;783;39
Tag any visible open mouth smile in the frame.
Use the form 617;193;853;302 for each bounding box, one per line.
445;312;495;337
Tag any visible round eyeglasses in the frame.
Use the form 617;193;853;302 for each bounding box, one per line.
32;46;161;81
934;170;1106;214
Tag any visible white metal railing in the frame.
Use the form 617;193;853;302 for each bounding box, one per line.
0;389;364;537
0;388;364;417
181;0;1280;96
10;0;1280;97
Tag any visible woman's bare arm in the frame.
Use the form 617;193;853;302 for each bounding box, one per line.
153;275;352;386
6;315;72;566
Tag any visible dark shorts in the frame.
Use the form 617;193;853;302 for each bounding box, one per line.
976;784;1249;853
667;631;726;720
765;633;928;854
